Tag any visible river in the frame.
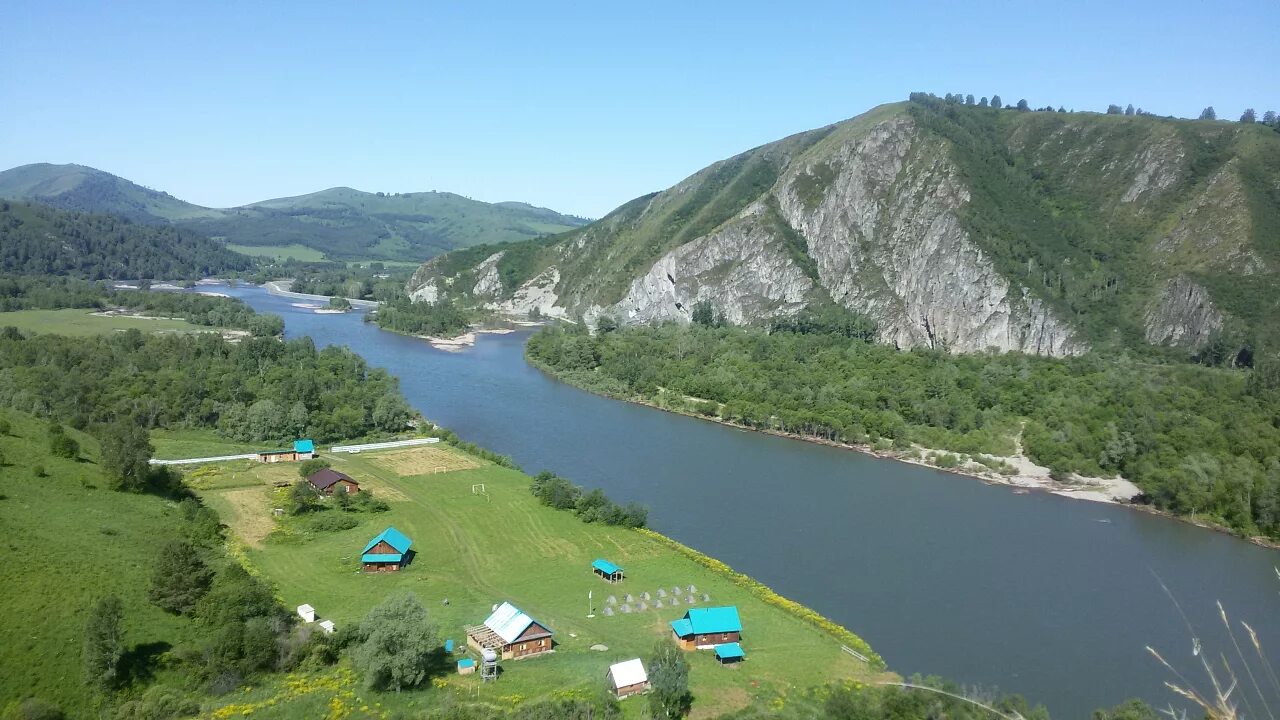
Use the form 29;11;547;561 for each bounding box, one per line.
222;284;1279;718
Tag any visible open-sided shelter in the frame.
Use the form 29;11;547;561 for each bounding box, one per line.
465;601;554;660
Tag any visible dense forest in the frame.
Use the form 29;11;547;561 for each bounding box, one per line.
0;330;413;444
371;296;474;337
0;201;253;280
289;263;410;301
0;275;284;335
528;321;1280;539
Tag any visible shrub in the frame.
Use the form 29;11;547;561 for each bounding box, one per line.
298;458;331;478
305;513;360;533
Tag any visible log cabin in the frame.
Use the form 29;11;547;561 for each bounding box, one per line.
307;467;359;495
361;526;412;572
466;601;554;660
670;606;742;650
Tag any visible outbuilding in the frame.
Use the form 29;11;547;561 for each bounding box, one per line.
606;658;650;698
257;439;317;463
296;604;316;623
466;601;554;660
714;642;745;664
362;527;413;572
670;606;742;650
307;467;360;495
592;558;624;583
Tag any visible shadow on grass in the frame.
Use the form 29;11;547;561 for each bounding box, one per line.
119;640;172;686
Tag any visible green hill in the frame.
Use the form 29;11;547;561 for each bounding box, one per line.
408;98;1280;362
0;201;253;279
0;164;590;263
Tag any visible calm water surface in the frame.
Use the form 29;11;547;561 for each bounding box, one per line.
222;284;1279;718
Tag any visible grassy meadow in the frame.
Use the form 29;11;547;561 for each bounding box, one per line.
0;410;201;718
0;308;202;336
226;243;329;262
187;440;884;718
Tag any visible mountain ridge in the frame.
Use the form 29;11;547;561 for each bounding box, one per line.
0;163;589;262
406;98;1280;361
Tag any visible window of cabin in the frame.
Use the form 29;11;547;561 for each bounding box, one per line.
520;643;526;651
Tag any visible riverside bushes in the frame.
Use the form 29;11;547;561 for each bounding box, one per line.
529;470;648;528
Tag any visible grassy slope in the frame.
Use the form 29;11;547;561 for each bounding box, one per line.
188;441;882;718
0;309;201;336
226;243;329;262
0;163;220;222
0;410;198;717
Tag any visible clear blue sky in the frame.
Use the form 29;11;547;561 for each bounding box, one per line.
2;1;1275;218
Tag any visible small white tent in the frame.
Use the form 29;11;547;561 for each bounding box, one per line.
607;658;649;698
297;604;316;623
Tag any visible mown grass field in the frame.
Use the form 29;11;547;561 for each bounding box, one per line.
226;243;329;262
0;411;200;718
151;428;275;460
191;441;883;718
0;308;201;336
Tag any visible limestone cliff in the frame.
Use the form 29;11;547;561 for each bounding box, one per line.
407;99;1280;357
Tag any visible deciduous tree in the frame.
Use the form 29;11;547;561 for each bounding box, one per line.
99;417;154;492
648;640;692;719
1199;106;1216;120
352;592;440;691
1240;108;1257;123
82;595;124;691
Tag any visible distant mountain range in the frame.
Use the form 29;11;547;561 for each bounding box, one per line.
407;97;1280;360
0;164;590;262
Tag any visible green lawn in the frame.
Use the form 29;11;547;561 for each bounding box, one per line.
0;308;201;336
192;443;884;718
150;428;270;460
0;411;200;718
227;243;329;262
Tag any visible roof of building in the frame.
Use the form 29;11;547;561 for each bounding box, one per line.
715;642;745;660
483;601;551;644
294;439;315;453
297;603;315;614
361;527;411;563
592;558;622;575
671;606;742;637
308;467;357;490
608;658;648;687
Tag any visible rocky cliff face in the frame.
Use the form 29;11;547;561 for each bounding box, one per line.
407;101;1280;357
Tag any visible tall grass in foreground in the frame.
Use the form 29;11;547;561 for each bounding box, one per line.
1146;570;1280;720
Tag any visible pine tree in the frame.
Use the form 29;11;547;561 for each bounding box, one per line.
83;595;124;691
978;96;989;107
965;94;975;105
648;640;692;719
991;95;1003;109
1240;108;1257;123
1199;106;1217;120
148;540;213;615
1125;104;1135;116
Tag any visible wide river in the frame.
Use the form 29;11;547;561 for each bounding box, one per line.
224;284;1278;718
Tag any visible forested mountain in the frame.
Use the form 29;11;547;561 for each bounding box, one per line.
0;164;590;262
0;201;253;280
407;97;1280;361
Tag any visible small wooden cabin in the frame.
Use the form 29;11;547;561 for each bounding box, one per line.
670;606;742;650
307;468;359;495
361;527;412;572
607;658;650;698
466;601;554;660
592;558;624;583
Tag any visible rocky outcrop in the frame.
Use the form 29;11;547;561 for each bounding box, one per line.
487;267;568;319
774;115;1082;355
1144;276;1223;348
610;203;814;325
1155;161;1262;275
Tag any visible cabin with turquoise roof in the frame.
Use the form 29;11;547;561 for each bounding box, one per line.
362;526;413;572
670;606;742;650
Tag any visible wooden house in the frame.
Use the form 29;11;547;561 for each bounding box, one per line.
592;558;624;583
258;439;317;463
361;527;412;572
307;468;359;495
465;601;554;660
670;606;742;650
606;658;650;698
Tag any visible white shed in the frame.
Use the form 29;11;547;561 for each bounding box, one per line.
607;658;650;698
297;604;316;623
318;620;336;634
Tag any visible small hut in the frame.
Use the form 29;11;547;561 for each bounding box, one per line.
296;604;316;623
258;439;317;463
715;642;745;664
361;527;413;572
607;658;650;698
592;558;624;583
318;620;336;634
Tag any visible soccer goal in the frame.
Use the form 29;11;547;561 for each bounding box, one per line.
471;483;489;501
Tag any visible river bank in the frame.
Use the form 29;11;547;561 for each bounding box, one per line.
524;356;1280;549
262;279;378;309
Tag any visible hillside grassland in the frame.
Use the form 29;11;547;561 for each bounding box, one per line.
186;440;884;718
0;308;203;336
226;243;329;262
0;410;201;718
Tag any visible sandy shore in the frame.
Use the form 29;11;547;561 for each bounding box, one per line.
418;327;515;351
